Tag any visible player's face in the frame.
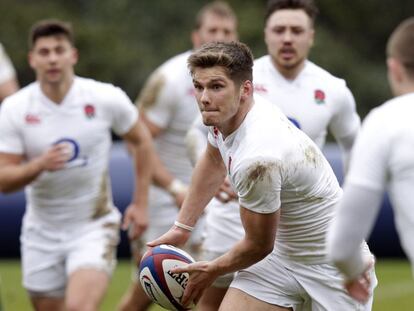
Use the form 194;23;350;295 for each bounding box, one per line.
29;35;78;85
265;9;314;76
193;13;238;48
192;66;242;129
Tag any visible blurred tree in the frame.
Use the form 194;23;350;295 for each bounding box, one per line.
0;0;412;119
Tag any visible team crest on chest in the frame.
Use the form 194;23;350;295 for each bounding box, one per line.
314;89;326;105
84;104;95;119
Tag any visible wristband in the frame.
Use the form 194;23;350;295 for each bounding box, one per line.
167;179;188;196
174;220;194;232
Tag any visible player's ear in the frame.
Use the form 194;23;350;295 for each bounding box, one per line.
239;80;253;101
387;57;403;83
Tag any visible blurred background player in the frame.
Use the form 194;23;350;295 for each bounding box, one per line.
150;41;376;311
0;19;153;311
327;17;414;302
254;0;360;171
0;42;19;103
117;2;238;311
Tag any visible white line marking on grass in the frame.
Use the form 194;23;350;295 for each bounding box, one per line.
375;280;414;301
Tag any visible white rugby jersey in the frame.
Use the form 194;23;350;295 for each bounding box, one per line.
346;92;414;265
208;96;342;263
0;43;16;85
0;76;137;226
253;56;360;149
138;51;199;221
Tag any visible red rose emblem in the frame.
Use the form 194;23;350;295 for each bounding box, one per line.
84;104;95;118
314;89;325;104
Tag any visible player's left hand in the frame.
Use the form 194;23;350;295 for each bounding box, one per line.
122;203;148;240
171;261;218;307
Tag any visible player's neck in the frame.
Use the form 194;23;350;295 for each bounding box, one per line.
40;74;75;104
220;98;254;139
272;59;305;81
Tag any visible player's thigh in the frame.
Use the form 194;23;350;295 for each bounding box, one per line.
65;268;109;309
66;212;121;277
21;223;66;296
220;288;293;311
198;286;228;311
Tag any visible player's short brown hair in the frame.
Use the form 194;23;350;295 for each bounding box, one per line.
194;1;237;30
188;41;253;86
265;0;319;25
387;17;414;79
29;19;74;49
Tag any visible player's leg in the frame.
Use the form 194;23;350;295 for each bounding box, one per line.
65;268;109;311
219;288;293;311
65;210;121;311
21;222;66;311
198;286;228;311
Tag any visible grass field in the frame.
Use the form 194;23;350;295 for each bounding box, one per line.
0;259;413;310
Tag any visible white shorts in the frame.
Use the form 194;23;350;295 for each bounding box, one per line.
230;254;377;311
21;210;121;295
202;249;235;288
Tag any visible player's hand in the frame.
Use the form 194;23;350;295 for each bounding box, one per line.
215;177;237;203
147;226;191;248
122;203;148;240
37;144;71;172
344;257;375;303
171;261;218;307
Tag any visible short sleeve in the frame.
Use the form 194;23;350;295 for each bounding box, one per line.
0;43;16;84
110;87;138;136
0;99;24;154
329;84;360;139
234;157;281;214
136;69;176;129
346;109;389;191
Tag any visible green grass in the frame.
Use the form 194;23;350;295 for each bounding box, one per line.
0;259;412;310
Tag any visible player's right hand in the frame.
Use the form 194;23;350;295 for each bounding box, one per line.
147;226;191;248
37;144;71;171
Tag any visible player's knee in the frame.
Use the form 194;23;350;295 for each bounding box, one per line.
65;296;98;311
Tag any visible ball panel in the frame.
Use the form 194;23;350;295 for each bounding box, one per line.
139;267;178;310
138;245;195;311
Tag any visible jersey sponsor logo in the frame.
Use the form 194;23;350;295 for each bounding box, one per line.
254;84;268;93
84;104;95;119
314;89;326;104
53;138;88;169
25;114;41;124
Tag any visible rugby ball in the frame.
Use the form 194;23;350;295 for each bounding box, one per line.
139;244;195;311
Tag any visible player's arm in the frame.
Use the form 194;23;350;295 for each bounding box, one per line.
148;142;226;247
121;120;155;239
0;146;68;193
139;112;187;205
0;78;19;103
329;86;360;172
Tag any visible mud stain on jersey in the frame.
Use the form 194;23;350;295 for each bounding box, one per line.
91;171;111;219
304;145;321;168
245;160;280;189
136;70;165;109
